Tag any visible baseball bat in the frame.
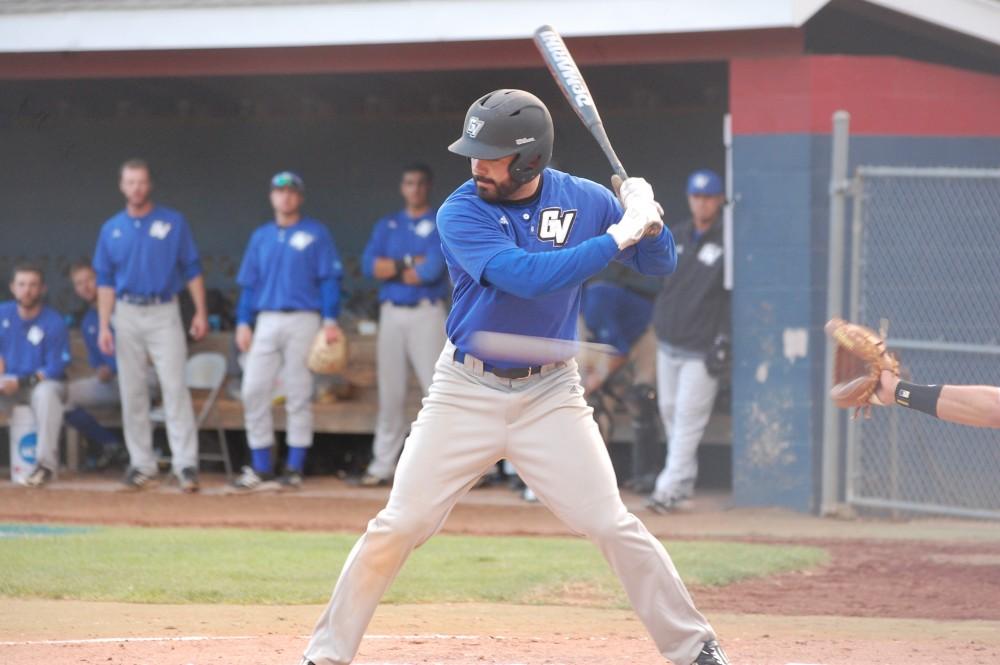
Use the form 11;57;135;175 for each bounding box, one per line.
533;25;627;180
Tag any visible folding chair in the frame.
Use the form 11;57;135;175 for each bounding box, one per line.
151;352;234;479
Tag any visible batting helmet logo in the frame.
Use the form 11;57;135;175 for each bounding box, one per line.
467;116;485;138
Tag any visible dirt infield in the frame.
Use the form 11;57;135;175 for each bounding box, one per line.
2;476;999;664
1;601;998;665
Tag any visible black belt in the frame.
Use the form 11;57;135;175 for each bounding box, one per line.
387;299;440;308
453;349;556;380
118;293;173;306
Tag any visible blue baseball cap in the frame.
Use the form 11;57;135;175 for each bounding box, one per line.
686;169;723;196
270;171;304;191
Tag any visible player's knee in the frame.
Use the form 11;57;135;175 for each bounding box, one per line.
368;506;437;545
241;380;270;405
574;504;631;543
31;380;62;403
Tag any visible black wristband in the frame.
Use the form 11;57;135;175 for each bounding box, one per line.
393;259;407;276
894;380;942;417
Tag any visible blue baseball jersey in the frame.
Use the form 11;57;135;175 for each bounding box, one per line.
236;217;343;317
81;307;116;373
0;302;71;380
582;282;653;355
361;208;449;304
93;205;202;298
437;168;675;367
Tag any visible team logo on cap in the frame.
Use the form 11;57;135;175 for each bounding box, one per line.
692;173;710;190
467;116;485;138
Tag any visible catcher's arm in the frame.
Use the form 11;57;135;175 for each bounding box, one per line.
876;370;1000;429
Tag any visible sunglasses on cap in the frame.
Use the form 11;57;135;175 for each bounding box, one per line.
270;172;304;191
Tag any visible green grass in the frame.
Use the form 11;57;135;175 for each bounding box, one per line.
0;526;827;606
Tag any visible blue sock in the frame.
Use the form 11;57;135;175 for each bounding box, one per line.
251;448;273;474
64;407;121;447
286;445;308;472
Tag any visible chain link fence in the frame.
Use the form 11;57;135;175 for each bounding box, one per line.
846;167;1000;520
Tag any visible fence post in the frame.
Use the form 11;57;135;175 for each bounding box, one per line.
821;110;851;515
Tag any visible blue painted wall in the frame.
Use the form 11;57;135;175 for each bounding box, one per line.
731;132;1000;512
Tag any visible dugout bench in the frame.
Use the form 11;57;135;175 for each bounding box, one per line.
0;331;423;472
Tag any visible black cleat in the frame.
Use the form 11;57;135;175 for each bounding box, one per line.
178;466;200;493
693;640;731;665
121;467;160;491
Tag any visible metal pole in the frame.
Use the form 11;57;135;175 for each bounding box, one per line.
723;113;734;290
821;110;851;515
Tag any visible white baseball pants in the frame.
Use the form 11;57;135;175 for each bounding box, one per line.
304;341;715;665
653;343;720;503
366;300;446;480
1;381;65;471
113;300;198;475
241;311;321;449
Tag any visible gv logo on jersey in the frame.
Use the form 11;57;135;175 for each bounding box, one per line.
536;208;577;247
289;231;315;251
149;220;172;239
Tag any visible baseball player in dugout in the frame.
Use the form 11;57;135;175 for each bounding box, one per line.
358;162;448;487
63;261;131;468
93;158;207;492
232;171;344;491
0;265;70;487
647;169;730;514
302;90;730;665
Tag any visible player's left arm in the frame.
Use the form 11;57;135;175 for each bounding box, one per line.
407;231;447;285
317;228;344;342
38;317;70;381
178;217;208;340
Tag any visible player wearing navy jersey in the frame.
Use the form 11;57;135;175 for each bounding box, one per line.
358;163;447;486
231;172;343;491
93;159;207;492
0;265;70;487
303;90;729;665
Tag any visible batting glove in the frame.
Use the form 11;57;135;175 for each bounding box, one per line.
606;200;663;250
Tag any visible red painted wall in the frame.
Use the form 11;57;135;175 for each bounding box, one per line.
731;55;1000;136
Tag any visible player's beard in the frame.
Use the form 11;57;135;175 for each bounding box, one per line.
15;293;41;310
474;175;520;202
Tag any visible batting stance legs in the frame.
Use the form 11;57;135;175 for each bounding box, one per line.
304;343;716;665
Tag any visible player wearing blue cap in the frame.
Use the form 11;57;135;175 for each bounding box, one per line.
358;163;448;486
231;171;343;491
0;264;70;487
648;169;730;513
302;90;729;665
93;158;207;492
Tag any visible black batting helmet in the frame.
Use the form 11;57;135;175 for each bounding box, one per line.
448;89;554;184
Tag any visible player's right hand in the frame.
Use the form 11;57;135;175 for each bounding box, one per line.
606;201;663;250
236;324;253;353
98;327;115;356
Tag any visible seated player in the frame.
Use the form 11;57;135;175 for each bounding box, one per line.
63;261;127;468
0;264;69;487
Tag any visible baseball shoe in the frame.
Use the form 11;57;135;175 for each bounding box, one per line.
278;469;304;490
228;466;280;493
354;472;390;487
692;640;730;665
121;467;160;491
522;487;539;503
645;494;687;514
178;466;200;493
24;465;54;488
299;658;315;665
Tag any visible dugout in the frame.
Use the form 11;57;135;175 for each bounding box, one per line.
1;0;999;510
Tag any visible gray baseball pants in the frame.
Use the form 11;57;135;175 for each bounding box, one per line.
241;311;320;448
1;381;65;471
113;299;198;475
366;300;446;479
304;341;715;665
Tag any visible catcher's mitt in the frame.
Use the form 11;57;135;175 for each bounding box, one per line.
307;330;349;375
824;317;899;417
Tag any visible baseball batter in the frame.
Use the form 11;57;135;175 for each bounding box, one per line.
302;90;729;665
233;171;343;490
